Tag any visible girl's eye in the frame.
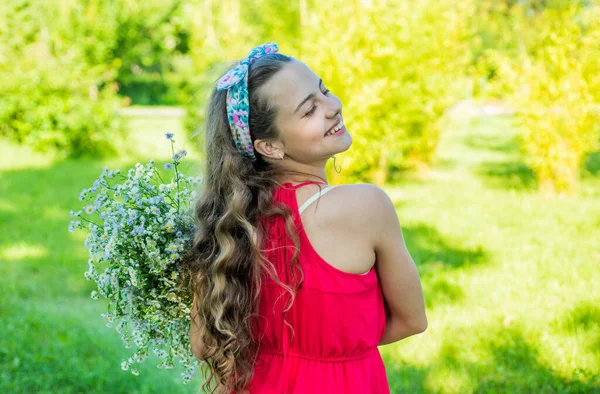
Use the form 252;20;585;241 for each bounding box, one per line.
303;88;330;117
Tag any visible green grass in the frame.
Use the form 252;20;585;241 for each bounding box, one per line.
1;112;599;393
0;115;204;393
381;114;600;393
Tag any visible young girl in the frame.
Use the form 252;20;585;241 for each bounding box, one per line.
183;43;427;394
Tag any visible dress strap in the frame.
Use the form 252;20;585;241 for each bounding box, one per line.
298;186;336;215
283;180;327;189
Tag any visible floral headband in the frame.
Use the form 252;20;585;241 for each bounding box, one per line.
216;43;279;161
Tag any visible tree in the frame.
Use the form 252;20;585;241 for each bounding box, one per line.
0;0;124;156
490;3;600;193
299;0;473;185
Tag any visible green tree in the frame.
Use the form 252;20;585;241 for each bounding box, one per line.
183;0;304;144
299;0;473;185
0;0;124;156
490;3;600;193
111;0;192;105
184;0;473;185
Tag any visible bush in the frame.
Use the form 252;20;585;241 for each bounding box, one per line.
490;4;600;193
0;0;124;157
0;47;124;157
182;0;304;147
109;0;191;106
184;0;472;185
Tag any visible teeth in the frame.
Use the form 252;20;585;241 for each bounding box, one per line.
326;120;344;136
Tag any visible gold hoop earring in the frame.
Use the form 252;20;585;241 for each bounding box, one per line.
332;155;341;173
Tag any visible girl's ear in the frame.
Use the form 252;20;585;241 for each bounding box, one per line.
254;139;282;160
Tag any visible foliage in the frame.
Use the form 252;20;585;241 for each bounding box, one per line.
182;0;305;146
469;0;598;98
0;0;124;157
0;0;190;155
2;0;600;188
298;0;473;185
487;3;600;193
68;134;201;382
110;0;192;105
184;0;473;185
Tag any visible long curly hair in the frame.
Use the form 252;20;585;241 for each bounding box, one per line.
181;53;328;393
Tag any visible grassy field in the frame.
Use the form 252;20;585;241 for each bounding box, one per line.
1;111;599;393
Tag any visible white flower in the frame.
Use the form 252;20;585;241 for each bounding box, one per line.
71;155;201;383
102;313;115;328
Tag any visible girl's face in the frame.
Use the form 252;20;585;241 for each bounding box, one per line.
255;59;352;165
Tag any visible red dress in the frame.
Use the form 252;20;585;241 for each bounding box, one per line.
243;181;390;394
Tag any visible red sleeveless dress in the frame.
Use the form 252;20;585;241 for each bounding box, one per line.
241;181;390;394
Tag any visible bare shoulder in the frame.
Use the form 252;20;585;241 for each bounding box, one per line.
334;183;390;206
301;183;392;231
328;183;392;243
332;183;392;215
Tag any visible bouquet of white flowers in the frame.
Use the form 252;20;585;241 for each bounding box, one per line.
68;133;201;383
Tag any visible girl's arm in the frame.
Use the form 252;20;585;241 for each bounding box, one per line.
189;292;206;359
364;186;428;345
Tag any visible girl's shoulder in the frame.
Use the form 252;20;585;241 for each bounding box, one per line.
300;182;385;237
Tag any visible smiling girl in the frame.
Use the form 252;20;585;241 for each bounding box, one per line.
183;43;427;394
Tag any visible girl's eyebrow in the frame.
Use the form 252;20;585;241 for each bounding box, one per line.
293;78;323;114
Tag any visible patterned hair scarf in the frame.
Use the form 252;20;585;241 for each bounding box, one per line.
216;43;279;161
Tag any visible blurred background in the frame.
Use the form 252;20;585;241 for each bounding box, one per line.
1;0;599;392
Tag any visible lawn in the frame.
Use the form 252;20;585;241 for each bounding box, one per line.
1;111;598;393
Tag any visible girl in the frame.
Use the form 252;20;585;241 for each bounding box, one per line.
183;43;427;394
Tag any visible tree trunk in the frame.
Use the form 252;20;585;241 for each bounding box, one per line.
373;146;389;187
